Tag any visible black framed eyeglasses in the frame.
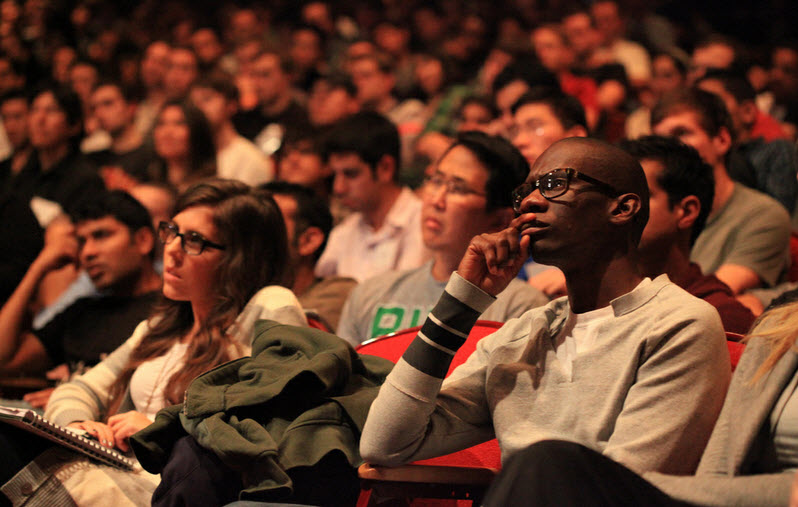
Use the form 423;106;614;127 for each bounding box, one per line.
157;221;226;255
511;168;619;213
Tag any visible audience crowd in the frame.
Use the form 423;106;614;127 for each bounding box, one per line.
0;0;798;505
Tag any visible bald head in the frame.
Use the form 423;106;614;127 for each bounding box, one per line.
535;137;649;244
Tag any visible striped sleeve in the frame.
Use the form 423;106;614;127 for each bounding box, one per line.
400;272;495;379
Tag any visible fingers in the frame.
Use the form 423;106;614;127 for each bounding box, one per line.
73;421;115;448
474;228;525;275
108;412;153;452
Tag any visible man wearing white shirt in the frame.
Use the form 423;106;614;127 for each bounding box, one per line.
190;73;274;187
315;111;428;282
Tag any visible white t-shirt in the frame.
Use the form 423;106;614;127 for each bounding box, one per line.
217;135;274;186
553;278;652;377
129;342;189;420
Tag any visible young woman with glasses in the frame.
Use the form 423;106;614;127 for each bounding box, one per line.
0;179;307;504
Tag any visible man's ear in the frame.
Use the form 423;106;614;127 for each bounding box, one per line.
297;226;325;258
375;154;396;183
134;227;156;258
609;193;642;225
675;195;701;231
712;126;733;157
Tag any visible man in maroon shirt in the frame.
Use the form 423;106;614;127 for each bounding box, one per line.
620;135;755;335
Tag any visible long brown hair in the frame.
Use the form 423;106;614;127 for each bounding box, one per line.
107;179;290;415
747;301;798;383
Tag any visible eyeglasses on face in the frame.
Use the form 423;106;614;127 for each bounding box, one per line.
508;120;546;140
423;173;487;197
511;168;619;213
157;221;226;255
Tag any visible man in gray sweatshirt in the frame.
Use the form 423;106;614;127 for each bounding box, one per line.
360;137;731;478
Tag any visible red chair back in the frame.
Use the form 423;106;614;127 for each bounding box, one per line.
726;338;745;371
357;320;503;377
789;231;798;282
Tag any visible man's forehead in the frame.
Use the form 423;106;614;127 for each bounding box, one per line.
527;140;588;178
329;152;367;168
653;110;704;133
76;216;125;234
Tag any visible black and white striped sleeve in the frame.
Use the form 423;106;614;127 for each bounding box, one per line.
400;272;496;379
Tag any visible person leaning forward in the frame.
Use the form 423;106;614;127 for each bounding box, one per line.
360;137;731;476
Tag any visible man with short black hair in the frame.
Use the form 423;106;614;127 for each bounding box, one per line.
190;73;274;186
652;88;791;294
361;137;729;481
348;52;425;169
232;50;309;150
620;135;755;334
262;181;356;331
337;131;548;345
696;70;797;213
307;73;360;128
88;80;159;187
0;88;31;187
0;191;161;376
510;88;589;168
315;111;428;282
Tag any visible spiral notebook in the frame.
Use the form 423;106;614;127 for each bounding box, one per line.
0;405;135;470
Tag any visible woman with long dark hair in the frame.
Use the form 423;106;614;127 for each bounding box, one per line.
1;179;307;505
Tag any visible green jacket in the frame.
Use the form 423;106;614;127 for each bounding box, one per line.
131;320;394;502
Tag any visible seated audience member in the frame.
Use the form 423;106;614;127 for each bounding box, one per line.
88;80;160;188
652;88;791;294
274;128;333;203
481;300;798;506
347;52;426;168
152;100;217;193
163;46;199;101
531;24;599;129
510;88;589;169
190;72;274;186
688;34;738;84
625;51;687;139
307;72;360;128
337;131;547;345
455;95;497;133
129;182;178;273
0;88;31;187
31;183;177;333
232;50;309;150
0;191;161;376
314;111;428;282
768;44;798;134
262;181;357;331
360;138;730;477
590;0;652;88
0;85;105;304
620;135;756;334
0;180;307;505
135;40;171;136
491;59;560;133
289;24;327;91
509;88;588;296
697;70;798;213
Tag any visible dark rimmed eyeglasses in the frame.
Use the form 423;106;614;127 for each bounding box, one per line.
157;221;226;255
511;168;619;213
